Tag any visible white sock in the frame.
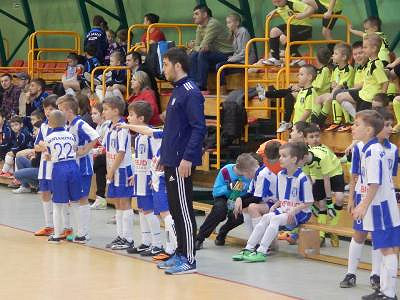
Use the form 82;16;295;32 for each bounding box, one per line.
78;204;90;237
251;217;261;229
3;154;14;173
246;213;272;250
243;213;253;235
62;204;71;229
164;214;177;254
371;248;382;276
381;254;398;298
258;214;287;254
70;202;80;234
122;209;134;242
347;238;363;274
341;101;356;118
139;212;151;245
116;210;123;237
145;212;161;248
53;203;65;238
42;201;53;228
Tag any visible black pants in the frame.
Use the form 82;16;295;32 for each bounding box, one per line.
93;154;106;198
164;166;197;264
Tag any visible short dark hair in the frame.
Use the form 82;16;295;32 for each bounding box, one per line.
76;93;91;115
126;51;142;66
0;73;12;80
316;47;332;66
264;141;281;160
304;123;320;136
93;15;108;30
31;109;44;120
193;4;212;17
163;47;190;73
352;40;363;50
116;28;128;42
92;102;103;114
128;100;153;124
293;121;310;135
31;78;46;92
301;64;317;80
334;42;352;61
280;142;308;164
102;96;126;116
42;94;58;109
355;109;384;136
144;13;160;24
9;116;23;124
364;16;382;31
57;94;79;115
67;52;79;61
375;107;394;122
33;120;43;128
85;44;97;57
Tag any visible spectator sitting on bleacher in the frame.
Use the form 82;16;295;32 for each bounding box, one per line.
141;13;166;45
14;72;31;117
84;15;109;64
81;44;101;90
12;120;42;193
216;13;256;92
0;73;21;119
0;111;12;160
26;78;48;116
188;4;233;91
62;53;84;95
0;116;31;177
104;29;117;65
122;71;162;126
263;0;314;66
116;29;128;60
77;93;96;128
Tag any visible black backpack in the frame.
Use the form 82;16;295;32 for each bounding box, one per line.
144;41;175;80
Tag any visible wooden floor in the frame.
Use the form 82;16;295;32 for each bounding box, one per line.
0;225;296;300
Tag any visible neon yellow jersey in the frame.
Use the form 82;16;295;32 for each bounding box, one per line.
276;0;312;27
305;144;343;180
313;66;331;95
387;82;398;95
359;59;389;102
363;31;390;63
293;87;316;123
354;63;367;86
331;64;354;88
318;0;343;12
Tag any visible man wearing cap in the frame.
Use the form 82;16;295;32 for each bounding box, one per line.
13;73;31;116
0;73;21;119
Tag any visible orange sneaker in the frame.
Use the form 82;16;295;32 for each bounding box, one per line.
34;227;54;236
152;251;172;261
324;124;340;132
59;229;73;240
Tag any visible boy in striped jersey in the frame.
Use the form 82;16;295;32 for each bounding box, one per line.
34;95;59;237
102;96;135;250
57;95;99;243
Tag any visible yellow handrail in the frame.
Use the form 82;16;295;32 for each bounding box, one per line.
127;24;149;53
264;13;280;58
90;66;131;100
216;64;282;169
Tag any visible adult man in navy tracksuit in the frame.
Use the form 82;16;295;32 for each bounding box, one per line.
158;48;206;275
84;15;108;64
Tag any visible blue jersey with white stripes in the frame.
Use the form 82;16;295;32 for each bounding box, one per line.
67;116;99;176
248;165;278;204
35;120;53;180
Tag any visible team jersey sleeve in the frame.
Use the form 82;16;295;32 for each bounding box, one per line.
365;148;383;185
35;126;44;145
81;122;100;142
392;146;399;177
117;128;130;153
299;175;314;203
351;144;361;175
152;130;164;139
373;63;389;85
253;171;277;199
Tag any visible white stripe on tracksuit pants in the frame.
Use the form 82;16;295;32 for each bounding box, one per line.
164;167;197;264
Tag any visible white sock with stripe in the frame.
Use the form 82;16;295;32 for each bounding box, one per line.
381;253;398;298
52;203;65;238
70;201;79;235
347;238;363;274
62;204;71;229
116;210;123;237
371;248;382;276
139;212;151;246
145;212;162;248
122;209;134;243
78;204;90;237
42;201;53;228
164;214;177;254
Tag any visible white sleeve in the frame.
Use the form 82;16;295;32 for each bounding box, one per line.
82;122;100;142
117;128;129;152
365;148;383;185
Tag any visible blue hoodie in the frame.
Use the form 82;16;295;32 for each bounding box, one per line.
160;76;206;167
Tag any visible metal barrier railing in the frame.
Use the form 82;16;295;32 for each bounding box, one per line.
90;66;131;99
127;24;149;53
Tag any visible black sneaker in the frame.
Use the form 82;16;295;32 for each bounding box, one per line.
214;238;225;246
362;291;397;300
74;235;90;244
370;274;380;291
140;246;163;257
48;236;61;244
195;240;203;250
339;273;356;288
106;236;122;248
111;238;134;250
126;243;150;254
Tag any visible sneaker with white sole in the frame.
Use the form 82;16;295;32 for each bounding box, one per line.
12;186;31;194
276;121;292;133
290;59;306;67
90;196;107;210
165;256;197;275
255;83;266;101
111;238;134;250
263;57;282;66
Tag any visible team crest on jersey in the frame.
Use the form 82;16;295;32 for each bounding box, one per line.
300;96;305;103
138;144;146;154
291;187;298;198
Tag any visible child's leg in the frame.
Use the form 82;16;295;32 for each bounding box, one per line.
318;200;327;242
62;204;71;230
337;91;357;119
393;96;400;127
258;213;289;254
347;231;368;275
138;209;151;246
215;212;243;242
331;100;343;125
115;200;123;238
380;247;398;298
2;153;14;173
245;212;274;250
143;209;162;248
248;203;269;228
69;200;80;236
77;175;92;237
269;26;284;60
160;211;177;255
120;198;134;243
371;248;383;277
41;190;53;229
197;197;228;243
53;203;66;238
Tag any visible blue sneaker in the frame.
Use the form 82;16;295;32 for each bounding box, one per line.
157;253;180;269
165;256;197;275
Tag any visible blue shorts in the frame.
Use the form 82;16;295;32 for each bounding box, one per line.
51;161;82;203
137;195;154;211
107;183;133;199
80;175;92;197
372;226;400;250
153;189;170;215
39;179;52;192
275;210;312;231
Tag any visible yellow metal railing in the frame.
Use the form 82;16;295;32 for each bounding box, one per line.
127;23;197;54
90;66;131;99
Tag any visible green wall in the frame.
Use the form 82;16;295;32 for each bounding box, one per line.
0;0;399;63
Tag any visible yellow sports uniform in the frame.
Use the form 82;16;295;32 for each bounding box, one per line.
331;64;355;88
293;87;317;123
359;58;389;102
313;66;331;95
317;0;343;12
303;145;343;180
354;63;367;87
276;0;312;27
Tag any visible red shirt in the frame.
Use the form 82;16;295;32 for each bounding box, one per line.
127;88;162;126
256;139;286;174
141;28;166;43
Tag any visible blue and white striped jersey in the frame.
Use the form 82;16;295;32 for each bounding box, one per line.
248;165;278;204
35;120;53;180
45;128;77;163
